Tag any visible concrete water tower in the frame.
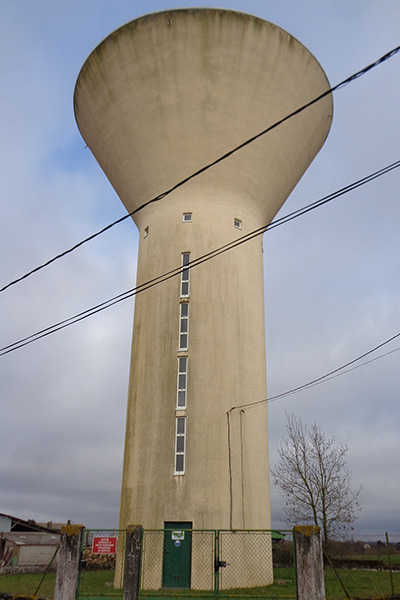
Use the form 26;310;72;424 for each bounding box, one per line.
74;8;332;588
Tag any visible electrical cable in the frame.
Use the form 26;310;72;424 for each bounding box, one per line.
1;43;400;294
1;159;399;357
226;333;400;528
227;331;400;415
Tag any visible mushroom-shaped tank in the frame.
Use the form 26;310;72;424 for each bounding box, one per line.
74;9;332;227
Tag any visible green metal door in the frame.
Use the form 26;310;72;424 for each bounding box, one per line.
162;522;192;588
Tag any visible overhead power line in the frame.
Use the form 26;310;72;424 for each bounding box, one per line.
226;329;400;529
227;331;400;416
1;43;400;294
1;158;399;357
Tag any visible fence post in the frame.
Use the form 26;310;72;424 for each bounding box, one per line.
294;525;325;600
385;532;395;597
123;525;143;600
54;524;83;600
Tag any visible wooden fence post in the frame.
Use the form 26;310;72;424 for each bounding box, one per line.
54;524;83;600
294;525;325;600
123;525;143;600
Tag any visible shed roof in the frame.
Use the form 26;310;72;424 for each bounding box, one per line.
2;532;60;546
0;512;62;533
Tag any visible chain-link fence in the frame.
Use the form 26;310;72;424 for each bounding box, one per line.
324;533;400;599
218;530;272;590
139;529;295;599
218;529;295;598
0;533;59;597
271;531;296;599
5;528;400;600
140;529;215;593
77;529;126;599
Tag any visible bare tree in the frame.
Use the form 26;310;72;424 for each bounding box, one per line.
272;414;361;545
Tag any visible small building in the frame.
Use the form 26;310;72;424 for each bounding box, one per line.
0;513;66;570
1;532;60;568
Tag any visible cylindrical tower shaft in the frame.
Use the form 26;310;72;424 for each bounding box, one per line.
119;186;271;530
74;9;332;536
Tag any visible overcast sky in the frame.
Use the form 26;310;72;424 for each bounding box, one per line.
1;1;399;537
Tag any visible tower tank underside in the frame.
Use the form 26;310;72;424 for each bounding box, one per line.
74;9;332;225
74;9;332;535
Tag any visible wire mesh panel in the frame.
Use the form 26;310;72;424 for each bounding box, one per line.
189;530;215;591
271;531;296;598
140;530;164;591
324;533;400;599
218;530;296;598
78;529;126;599
0;540;59;598
218;530;273;590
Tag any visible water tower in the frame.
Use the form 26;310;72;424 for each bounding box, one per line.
74;8;332;589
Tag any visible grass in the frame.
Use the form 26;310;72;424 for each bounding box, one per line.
1;567;400;600
77;568;296;599
79;570;121;596
0;569;296;600
324;567;400;599
343;552;400;566
0;571;56;597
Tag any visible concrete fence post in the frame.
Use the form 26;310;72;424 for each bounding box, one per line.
294;525;325;600
54;524;83;600
123;525;143;600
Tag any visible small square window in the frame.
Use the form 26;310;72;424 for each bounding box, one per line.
183;213;192;222
234;218;242;229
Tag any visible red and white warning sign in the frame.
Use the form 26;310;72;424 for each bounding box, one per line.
92;536;117;554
